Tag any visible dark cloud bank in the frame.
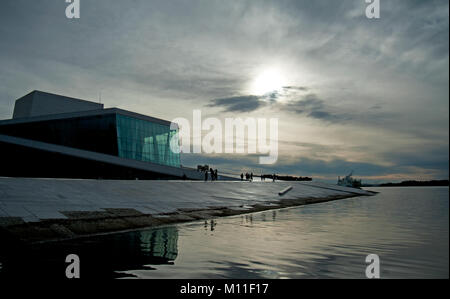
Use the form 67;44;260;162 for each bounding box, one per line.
208;90;352;123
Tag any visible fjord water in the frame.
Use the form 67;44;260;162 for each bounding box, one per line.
0;187;448;279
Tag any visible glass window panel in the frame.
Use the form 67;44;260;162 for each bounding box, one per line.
115;114;180;167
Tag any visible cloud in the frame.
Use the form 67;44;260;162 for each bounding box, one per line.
207;87;350;120
207;87;310;113
0;0;447;181
208;95;266;112
282;94;351;123
282;86;309;92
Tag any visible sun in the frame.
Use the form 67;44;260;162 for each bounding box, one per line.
250;68;286;96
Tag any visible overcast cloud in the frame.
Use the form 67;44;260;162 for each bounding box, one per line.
0;0;448;182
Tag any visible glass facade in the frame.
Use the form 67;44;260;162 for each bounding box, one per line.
116;114;180;168
0;112;181;169
0;114;118;156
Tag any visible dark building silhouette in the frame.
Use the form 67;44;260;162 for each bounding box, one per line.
0;91;204;180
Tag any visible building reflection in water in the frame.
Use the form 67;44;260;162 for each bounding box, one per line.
0;226;179;279
139;226;178;262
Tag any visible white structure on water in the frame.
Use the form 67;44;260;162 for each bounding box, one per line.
337;171;362;188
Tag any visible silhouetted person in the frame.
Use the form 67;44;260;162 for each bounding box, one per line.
250;173;253;181
210;168;214;181
273;173;276;182
214;169;218;181
240;173;244;181
205;171;208;181
182;174;187;180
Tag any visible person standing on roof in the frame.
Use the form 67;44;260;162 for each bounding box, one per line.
210;168;214;181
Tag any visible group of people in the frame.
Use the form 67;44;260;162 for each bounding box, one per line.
200;166;277;182
204;168;219;181
265;174;277;182
240;173;277;182
240;172;254;181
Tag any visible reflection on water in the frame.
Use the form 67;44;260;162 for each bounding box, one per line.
0;187;448;279
0;227;178;279
139;228;178;261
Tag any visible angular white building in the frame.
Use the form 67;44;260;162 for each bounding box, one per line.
0;91;208;180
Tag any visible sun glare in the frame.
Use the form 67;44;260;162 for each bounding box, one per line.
250;69;286;96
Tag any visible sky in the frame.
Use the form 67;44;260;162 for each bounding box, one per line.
0;0;448;183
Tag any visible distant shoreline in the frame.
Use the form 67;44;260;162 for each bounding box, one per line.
362;180;449;187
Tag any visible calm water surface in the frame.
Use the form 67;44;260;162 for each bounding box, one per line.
0;187;448;279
